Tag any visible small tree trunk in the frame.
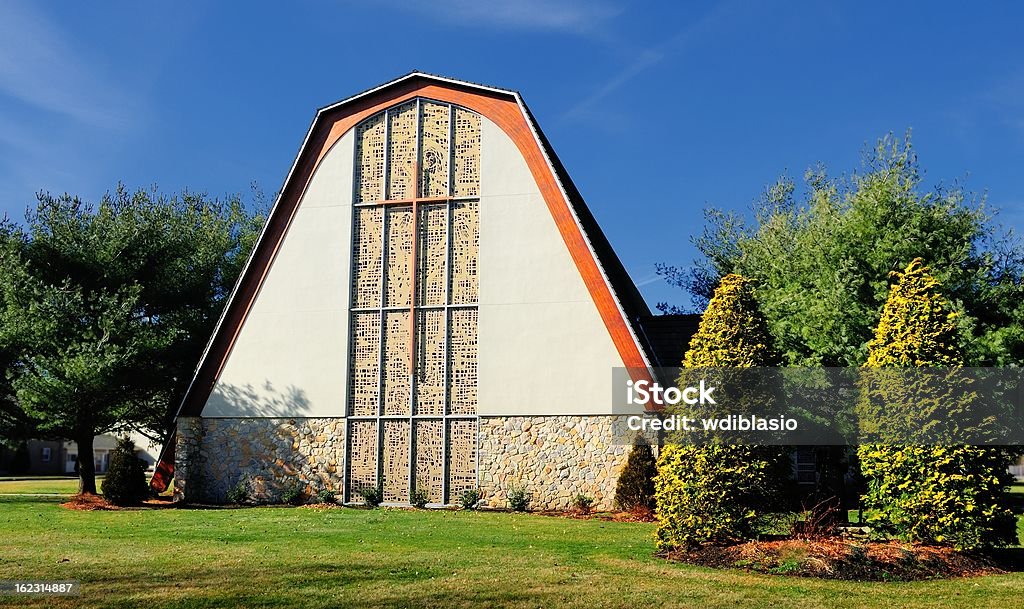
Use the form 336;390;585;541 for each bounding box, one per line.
76;431;97;495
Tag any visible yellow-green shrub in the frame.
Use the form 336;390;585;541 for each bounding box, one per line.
859;444;1015;549
681;274;779;368
654;274;787;550
655;444;774;550
857;259;1016;550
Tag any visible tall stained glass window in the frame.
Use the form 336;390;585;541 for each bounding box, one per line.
347;99;480;504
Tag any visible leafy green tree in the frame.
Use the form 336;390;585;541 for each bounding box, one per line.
0;186;262;494
654;274;789;550
857;260;1016;550
659;132;1024;368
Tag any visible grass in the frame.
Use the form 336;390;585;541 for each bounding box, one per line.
0;477;95;495
1;494;1024;608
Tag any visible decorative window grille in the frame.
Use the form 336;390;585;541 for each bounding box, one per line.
347;99;480;504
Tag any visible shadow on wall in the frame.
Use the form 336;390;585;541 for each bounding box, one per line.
205;380;312;418
193;381;344;504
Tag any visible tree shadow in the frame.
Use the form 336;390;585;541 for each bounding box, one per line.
190;381;346;504
205;380;312;418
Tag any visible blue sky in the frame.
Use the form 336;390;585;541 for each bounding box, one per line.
1;1;1022;311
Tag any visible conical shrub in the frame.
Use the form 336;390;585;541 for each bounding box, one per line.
857;259;1016;549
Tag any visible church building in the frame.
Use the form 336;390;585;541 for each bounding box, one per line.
152;73;691;509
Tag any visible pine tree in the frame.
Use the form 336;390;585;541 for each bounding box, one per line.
857;259;1016;549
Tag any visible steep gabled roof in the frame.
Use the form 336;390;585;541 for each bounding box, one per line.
151;73;657;491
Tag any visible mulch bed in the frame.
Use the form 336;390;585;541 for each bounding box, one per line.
59;494;176;511
531;506;658;522
665;538;1002;581
60;494;120;511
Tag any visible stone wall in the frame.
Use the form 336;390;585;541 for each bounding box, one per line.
174;417;203;502
176;417;345;503
478;416;628;511
177;414;629;510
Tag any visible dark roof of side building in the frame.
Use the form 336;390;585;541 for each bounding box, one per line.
638;313;702;368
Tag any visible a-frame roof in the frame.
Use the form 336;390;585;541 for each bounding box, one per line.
175;71;657;420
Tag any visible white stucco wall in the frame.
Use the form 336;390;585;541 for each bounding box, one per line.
202;110;629;418
202;131;354;417
476;117;624;416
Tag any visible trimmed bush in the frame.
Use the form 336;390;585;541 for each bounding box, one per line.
319;488;337;505
360;484;383;507
655;444;777;550
857;259;1016;550
681;274;779;369
859;444;1016;549
100;437;149;506
459;488;481;510
507;483;529;512
614;437;657;511
655;274;788;551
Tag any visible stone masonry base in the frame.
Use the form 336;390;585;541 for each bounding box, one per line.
176;414;629;510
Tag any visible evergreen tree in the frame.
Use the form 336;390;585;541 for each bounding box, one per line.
654;274;788;550
0;187;263;494
101;437;150;506
614;436;657;511
857;259;1016;549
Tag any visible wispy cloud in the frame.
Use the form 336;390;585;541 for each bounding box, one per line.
562;0;747;121
0;2;151;218
357;0;620;34
945;70;1024;150
0;2;139;130
632;271;666;288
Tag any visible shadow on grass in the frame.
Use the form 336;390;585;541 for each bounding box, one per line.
0;495;65;505
988;547;1024;572
62;561;569;609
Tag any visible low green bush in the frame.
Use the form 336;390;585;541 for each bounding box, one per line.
319;488;337;504
280;481;305;505
459;488;481;510
227;477;249;504
360;484;383;507
411;487;430;508
572;494;594;514
100;438;149;506
507;483;529;512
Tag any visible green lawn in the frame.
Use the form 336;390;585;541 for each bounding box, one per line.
1;495;1024;608
0;478;94;495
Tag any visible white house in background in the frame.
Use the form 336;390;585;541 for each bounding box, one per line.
0;432;162;476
